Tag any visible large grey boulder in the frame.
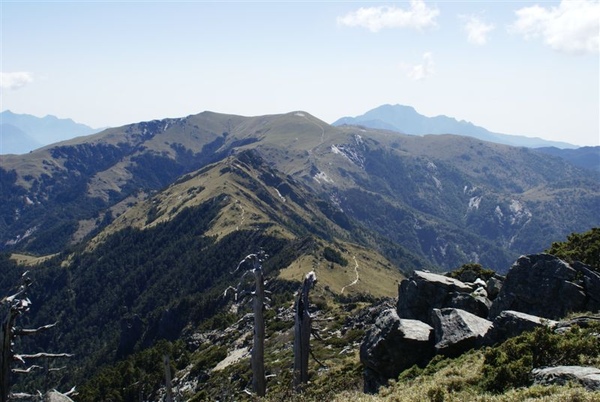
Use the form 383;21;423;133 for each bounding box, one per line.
490;254;600;320
398;271;490;324
360;308;434;393
532;366;600;391
485;310;557;346
486;275;504;300
431;308;493;357
448;292;491;318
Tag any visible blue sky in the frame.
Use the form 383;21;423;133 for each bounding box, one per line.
1;0;598;146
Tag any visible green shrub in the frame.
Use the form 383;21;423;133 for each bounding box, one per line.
481;323;600;393
547;228;600;272
323;247;348;267
427;386;445;402
199;311;237;331
190;345;228;376
446;263;495;281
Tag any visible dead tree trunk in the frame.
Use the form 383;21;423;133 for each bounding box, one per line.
293;271;316;391
229;252;268;397
1;306;17;402
163;354;173;402
251;262;266;397
1;274;71;401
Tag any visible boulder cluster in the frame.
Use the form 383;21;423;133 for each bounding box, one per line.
360;254;600;393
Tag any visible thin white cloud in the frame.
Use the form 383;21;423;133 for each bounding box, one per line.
510;0;599;54
0;72;34;90
337;0;439;32
461;14;495;45
402;52;435;81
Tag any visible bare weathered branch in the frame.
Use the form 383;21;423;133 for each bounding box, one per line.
11;365;43;374
14;352;73;360
14;322;58;336
63;386;77;396
232;253;258;274
309;348;327;370
9;392;40;399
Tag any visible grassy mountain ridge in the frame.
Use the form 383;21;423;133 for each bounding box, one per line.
1;110;598;271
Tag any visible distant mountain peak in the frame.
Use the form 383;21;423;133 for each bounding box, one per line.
333;104;576;149
1;110;102;154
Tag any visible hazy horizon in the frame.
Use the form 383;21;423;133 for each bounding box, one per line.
2;1;598;146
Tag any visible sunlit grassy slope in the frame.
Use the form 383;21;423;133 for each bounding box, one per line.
86;148;404;296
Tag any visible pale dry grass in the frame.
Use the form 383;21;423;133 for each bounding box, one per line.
277;242;403;298
332;387;600;402
330;351;600;402
10;253;57;266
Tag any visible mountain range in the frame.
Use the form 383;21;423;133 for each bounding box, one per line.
0;109;598;399
2;110;598;272
0;110;102;154
333;104;578;149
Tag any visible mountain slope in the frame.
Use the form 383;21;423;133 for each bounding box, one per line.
0;149;406;392
534;146;600;173
333;104;576;149
1;110;598;272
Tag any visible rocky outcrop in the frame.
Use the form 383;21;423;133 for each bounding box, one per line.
360;308;434;393
532;366;600;391
431;308;492;357
489;254;600;319
361;254;600;393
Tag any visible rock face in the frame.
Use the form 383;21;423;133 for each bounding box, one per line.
532;366;600;391
360;308;434;393
431;308;492;357
490;254;600;319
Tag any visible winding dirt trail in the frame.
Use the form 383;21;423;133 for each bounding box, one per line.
299;113;325;146
235;200;245;231
341;256;359;294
